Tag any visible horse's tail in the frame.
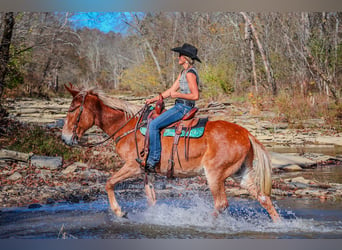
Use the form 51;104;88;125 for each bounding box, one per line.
248;134;272;196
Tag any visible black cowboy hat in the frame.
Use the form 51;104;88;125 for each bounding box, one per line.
171;43;201;63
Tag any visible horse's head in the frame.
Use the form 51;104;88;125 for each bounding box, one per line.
62;83;97;146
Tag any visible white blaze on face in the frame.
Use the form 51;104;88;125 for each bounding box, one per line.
61;118;74;145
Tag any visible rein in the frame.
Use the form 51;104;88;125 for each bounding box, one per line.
84;105;147;148
69;93;147;148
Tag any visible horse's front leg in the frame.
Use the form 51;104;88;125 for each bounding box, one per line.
105;162;141;217
144;173;156;206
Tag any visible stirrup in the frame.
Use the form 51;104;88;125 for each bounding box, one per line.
136;158;146;170
145;163;157;174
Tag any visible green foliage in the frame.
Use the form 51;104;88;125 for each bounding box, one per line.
6;124;82;161
308;34;342;74
6;60;24;89
120;60;162;95
200;63;235;100
308;35;328;66
269;52;291;81
5;45;32;89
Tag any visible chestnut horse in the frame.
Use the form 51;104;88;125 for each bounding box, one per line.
61;84;280;222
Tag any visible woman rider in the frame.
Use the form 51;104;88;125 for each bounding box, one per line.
145;43;201;173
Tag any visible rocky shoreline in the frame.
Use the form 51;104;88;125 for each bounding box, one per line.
0;149;341;209
1;97;342;209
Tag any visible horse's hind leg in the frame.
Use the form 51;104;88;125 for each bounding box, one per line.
105;162;141;217
241;172;280;222
205;167;229;216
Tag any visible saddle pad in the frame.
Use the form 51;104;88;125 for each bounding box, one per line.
140;117;208;138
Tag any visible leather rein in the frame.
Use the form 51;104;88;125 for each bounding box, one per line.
68;93;147;148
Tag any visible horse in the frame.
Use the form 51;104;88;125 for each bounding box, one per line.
61;83;280;222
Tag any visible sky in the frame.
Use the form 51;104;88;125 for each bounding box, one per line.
67;12;138;33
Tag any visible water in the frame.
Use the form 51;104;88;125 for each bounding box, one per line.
277;165;342;184
1;192;342;239
1;141;342;239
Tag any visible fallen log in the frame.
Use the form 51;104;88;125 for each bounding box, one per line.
0;149;32;162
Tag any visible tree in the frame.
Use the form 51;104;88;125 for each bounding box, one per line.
240;12;277;96
0;12;14;114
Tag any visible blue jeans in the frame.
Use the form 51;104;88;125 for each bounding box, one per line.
147;103;192;166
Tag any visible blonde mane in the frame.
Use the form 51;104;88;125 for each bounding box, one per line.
79;87;140;117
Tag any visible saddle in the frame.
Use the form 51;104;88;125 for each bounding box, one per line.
139;97;208;178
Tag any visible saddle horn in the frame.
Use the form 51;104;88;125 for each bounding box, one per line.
155;93;164;115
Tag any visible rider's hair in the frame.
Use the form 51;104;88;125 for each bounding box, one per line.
184;56;194;65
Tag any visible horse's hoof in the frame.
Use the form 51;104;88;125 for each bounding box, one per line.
212;210;219;218
121;211;128;219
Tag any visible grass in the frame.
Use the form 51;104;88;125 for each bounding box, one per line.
236;89;342;131
0;118;83;161
272;92;342;130
0;117;122;171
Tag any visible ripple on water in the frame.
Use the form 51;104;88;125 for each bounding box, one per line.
1;194;342;239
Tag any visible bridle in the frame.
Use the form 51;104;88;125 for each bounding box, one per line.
69;92;88;143
67;92;148;148
67;94;150;178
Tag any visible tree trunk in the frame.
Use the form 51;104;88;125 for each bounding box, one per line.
128;13;163;85
0;12;15;104
240;12;277;95
302;44;339;103
244;21;258;92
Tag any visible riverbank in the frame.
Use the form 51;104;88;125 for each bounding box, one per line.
0;97;342;209
0;150;342;209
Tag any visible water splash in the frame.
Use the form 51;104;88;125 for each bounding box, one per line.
122;194;342;237
1;193;342;238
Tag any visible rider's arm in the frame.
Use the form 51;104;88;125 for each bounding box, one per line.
146;73;181;104
170;72;199;101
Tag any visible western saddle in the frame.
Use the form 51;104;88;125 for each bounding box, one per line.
140;96;201;178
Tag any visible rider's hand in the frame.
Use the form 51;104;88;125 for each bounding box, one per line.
145;98;156;104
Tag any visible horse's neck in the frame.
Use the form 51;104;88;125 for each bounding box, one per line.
95;104;136;136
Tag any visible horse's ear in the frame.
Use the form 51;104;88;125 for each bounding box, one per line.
64;83;79;97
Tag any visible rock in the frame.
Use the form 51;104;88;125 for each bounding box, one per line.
290;176;311;185
30;155;63;170
66;194;80;203
315;136;342;146
28;203;42;209
61;162;88;175
46;198;55;205
289;182;309;189
37;169;52;179
261;122;288;130
62;165;78;175
256;135;273;141
282;164;303;172
270;152;316;169
82;194;90;202
8;172;22;181
46;118;64;129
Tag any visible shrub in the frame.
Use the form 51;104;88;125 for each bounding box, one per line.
120;60;162;95
2;119;82;161
200;63;235;100
273;90;341;130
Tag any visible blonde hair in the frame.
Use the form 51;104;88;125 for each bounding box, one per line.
184;56;195;65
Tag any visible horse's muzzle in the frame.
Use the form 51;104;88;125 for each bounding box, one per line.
61;133;77;146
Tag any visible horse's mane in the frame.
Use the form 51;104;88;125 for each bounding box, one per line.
79;87;140;117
